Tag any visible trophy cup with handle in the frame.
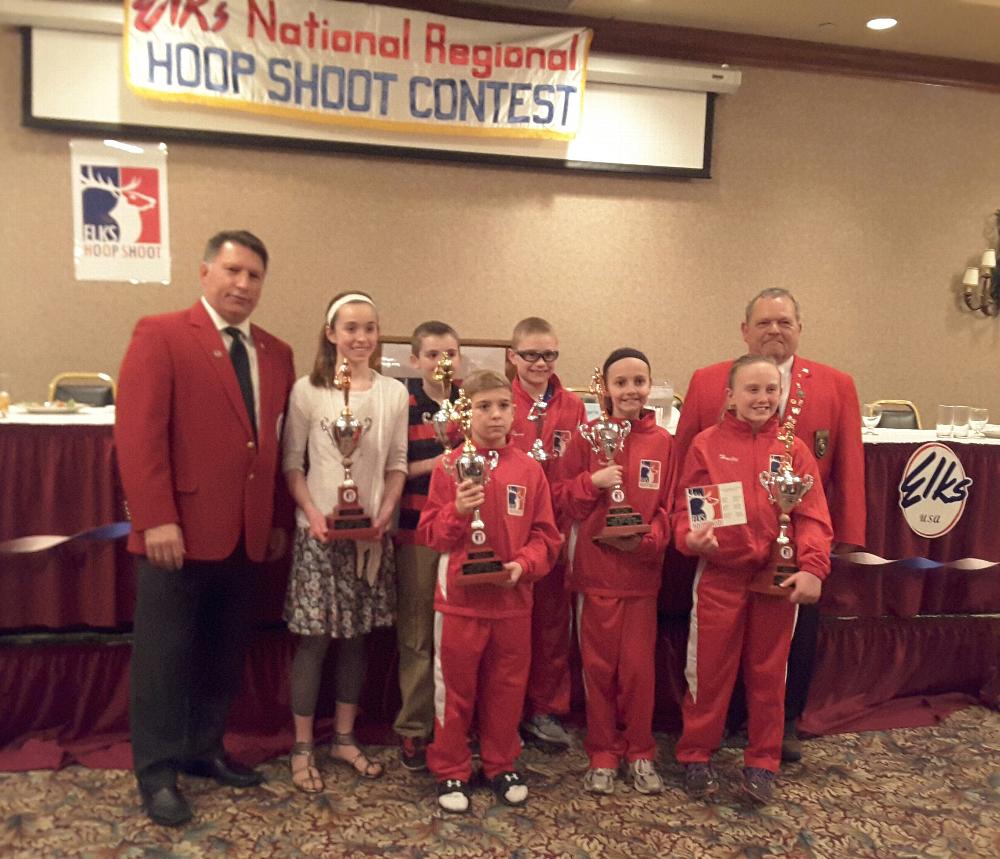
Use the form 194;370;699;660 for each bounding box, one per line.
577;367;652;542
751;385;814;596
321;359;377;540
526;395;550;462
424;353;459;454
448;388;509;585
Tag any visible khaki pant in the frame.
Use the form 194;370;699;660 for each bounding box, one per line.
393;542;439;738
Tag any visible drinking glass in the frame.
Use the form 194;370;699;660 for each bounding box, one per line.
0;372;10;418
952;405;971;439
970;407;989;437
936;405;954;438
861;403;882;435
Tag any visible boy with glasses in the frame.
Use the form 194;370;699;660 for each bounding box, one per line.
508;317;587;751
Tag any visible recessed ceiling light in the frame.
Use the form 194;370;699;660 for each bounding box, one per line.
866;17;898;31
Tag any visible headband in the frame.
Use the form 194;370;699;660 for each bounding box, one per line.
326;293;375;326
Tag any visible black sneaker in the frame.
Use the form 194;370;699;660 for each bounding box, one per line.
437;778;470;814
683;762;719;800
781;726;803;763
491;771;528;806
742;767;776;805
399;736;428;772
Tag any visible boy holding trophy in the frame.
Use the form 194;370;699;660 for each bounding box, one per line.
417;370;561;814
282;292;408;793
553;348;677;796
673;355;832;805
394;321;463;771
507;317;587;751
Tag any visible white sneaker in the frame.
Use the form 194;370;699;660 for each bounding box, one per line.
521;714;572;748
627;758;664;794
437;779;470;813
583;767;617;794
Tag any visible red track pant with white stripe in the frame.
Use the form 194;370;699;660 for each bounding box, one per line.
427;611;530;781
526;561;572;717
676;561;797;772
577;593;658;769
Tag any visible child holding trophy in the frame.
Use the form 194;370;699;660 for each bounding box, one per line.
282;292;408;793
393;320;463;771
554;348;677;796
507;317;587;751
417;369;561;814
673;355;832;805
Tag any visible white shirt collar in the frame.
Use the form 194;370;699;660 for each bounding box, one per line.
201;296;251;340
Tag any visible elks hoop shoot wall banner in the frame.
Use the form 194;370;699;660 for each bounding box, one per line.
124;1;593;140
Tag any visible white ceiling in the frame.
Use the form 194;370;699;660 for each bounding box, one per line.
461;0;1000;65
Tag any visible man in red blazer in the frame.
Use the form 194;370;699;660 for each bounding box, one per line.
673;288;865;762
115;230;295;826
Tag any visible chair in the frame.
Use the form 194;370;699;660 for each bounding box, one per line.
48;372;116;406
872;399;921;429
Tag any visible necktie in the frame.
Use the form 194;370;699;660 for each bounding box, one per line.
224;327;256;436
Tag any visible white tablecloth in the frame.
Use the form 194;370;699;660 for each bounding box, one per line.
0;405;116;426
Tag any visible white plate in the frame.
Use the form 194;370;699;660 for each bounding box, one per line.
22;402;84;415
982;425;1000;439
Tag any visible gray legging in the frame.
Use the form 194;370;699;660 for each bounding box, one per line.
290;634;367;717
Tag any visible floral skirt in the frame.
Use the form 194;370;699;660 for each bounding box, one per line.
283;529;396;638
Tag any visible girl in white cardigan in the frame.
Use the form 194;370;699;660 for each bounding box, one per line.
282;291;408;793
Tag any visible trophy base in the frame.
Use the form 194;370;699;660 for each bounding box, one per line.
594;506;652;543
455;547;509;586
325;508;378;542
748;566;795;597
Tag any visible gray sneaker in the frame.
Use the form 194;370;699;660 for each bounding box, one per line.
521;714;572;748
583;767;616;794
626;758;664;794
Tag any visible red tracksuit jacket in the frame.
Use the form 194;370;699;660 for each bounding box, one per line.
510;373;588;465
417;442;562;618
672;412;833;578
554;409;677;598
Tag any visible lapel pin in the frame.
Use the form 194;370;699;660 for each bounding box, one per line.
213;350;223;358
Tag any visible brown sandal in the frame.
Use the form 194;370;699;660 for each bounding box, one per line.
290;741;324;794
330;732;384;779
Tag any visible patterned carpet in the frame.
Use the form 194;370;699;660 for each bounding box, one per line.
2;706;999;858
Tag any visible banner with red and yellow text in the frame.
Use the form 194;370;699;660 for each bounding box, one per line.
124;1;592;139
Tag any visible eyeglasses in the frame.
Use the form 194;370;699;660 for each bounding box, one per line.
514;350;559;364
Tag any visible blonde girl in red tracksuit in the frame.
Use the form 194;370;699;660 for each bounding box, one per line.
554;347;677;795
417;370;561;815
507;316;588;750
673;355;832;806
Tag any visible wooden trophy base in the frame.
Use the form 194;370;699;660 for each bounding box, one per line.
594;506;652;543
325;484;378;541
455;539;509;586
749;544;796;597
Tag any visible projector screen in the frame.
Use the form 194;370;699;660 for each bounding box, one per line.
25;28;717;177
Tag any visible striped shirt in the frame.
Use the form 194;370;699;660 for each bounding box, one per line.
396;377;461;544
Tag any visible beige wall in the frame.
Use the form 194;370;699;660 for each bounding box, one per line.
3;28;1000;424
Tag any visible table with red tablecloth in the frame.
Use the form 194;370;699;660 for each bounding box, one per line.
1;423;998;769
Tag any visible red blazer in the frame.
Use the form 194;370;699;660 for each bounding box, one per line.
674;356;865;547
115;301;295;562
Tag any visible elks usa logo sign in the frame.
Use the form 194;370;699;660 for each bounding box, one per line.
897;442;973;538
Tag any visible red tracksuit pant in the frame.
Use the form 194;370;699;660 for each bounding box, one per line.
526;561;572;716
427;611;530;781
676;560;797;772
576;593;658;769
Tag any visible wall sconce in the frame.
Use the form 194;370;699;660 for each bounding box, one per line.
962;249;998;315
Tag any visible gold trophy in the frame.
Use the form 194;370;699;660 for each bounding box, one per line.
423;353;459;453
751;385;814;596
526;395;551;462
320;359;377;540
449;388;508;585
577;367;652;543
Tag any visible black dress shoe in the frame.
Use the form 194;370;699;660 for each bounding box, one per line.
139;783;192;827
182;756;265;788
